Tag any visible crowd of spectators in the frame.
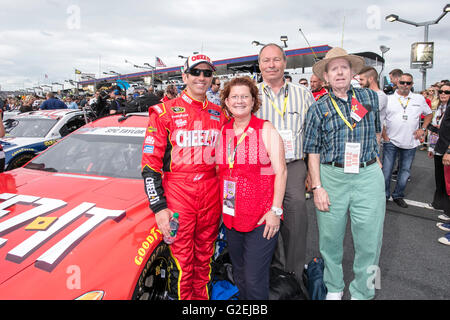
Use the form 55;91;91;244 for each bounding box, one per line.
0;84;186;118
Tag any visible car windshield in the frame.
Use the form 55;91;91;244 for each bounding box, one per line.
25;131;144;179
4;118;58;137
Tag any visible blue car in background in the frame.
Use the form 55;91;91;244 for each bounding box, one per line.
1;109;95;170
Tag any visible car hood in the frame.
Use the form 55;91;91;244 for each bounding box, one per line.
0;168;158;299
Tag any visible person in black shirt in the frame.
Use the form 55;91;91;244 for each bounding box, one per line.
127;87;160;113
108;88;126;115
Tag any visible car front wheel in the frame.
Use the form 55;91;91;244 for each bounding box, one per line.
7;153;36;171
132;242;179;300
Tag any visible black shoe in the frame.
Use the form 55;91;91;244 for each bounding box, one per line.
393;198;408;208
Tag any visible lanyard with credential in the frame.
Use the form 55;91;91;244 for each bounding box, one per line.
227;131;248;170
329;89;358;131
263;84;289;118
398;97;410;111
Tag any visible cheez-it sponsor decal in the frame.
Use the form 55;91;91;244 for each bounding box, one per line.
0;193;125;272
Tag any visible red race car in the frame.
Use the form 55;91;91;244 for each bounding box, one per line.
0;114;176;300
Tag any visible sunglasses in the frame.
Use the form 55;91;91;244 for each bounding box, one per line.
399;81;412;85
187;68;213;77
439;90;450;94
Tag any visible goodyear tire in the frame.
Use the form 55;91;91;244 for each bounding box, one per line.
6;153;36;171
132;242;179;300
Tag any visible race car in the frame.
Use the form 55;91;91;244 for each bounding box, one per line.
1;109;96;170
0;113;175;300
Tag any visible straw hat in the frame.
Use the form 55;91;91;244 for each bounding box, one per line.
312;47;365;82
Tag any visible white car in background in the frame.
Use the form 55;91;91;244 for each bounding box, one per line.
1;109;95;170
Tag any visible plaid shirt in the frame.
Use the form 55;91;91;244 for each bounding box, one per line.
303;86;381;164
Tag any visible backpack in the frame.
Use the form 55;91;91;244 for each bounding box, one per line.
269;267;309;300
303;257;328;300
210;225;240;300
210;246;240;300
211;280;239;300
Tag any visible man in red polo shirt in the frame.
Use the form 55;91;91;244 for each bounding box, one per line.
310;74;328;101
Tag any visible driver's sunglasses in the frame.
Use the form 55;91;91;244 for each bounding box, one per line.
439;90;450;94
188;68;213;77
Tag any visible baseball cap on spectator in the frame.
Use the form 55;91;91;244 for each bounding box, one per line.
183;54;216;73
109;86;122;95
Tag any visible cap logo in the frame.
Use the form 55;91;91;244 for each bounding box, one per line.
191;54;211;63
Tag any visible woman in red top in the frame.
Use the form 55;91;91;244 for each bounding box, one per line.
217;77;287;299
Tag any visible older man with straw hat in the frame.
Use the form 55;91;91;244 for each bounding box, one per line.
303;47;386;300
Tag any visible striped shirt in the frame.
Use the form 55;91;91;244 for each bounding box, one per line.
255;81;315;160
303;86;381;164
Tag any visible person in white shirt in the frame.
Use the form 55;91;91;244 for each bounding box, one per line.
381;73;432;208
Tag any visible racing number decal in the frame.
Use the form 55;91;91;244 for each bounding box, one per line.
0;193;125;271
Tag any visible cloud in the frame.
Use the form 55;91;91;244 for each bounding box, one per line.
0;0;449;90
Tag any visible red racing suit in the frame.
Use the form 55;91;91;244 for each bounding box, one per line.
141;90;227;300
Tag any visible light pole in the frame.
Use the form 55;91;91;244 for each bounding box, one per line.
379;45;390;89
251;40;266;47
385;4;450;90
252;37;288;48
280;36;288;48
143;63;156;87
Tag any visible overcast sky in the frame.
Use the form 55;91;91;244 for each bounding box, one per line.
0;0;449;91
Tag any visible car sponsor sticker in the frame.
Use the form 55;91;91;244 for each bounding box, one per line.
78;127;146;137
175;119;187;128
151;105;164;115
134;227;162;266
0;193;125;271
171;107;185;113
143;146;154;154
208;109;220;116
145;136;155;144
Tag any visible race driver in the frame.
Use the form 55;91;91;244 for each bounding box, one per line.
141;54;227;300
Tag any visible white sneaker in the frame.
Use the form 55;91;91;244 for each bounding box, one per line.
437;222;450;232
438;214;450;221
326;291;343;300
438;233;450;246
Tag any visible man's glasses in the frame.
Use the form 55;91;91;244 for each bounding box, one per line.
399;81;412;85
300;82;308;86
213;83;221;86
187;68;213;77
438;90;450;95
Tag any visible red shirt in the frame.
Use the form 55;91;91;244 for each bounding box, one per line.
421;98;432;119
312;87;328;101
217;115;275;232
161;95;171;103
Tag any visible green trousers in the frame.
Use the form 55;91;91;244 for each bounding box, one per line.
317;163;386;300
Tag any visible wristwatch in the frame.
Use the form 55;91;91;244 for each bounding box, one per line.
271;206;283;216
